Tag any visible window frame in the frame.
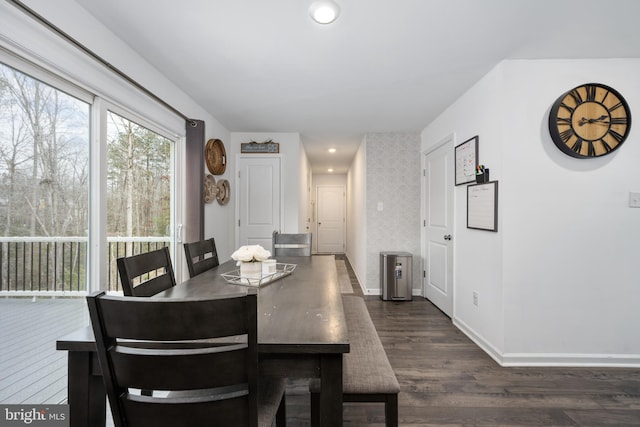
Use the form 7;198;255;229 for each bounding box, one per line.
0;47;184;294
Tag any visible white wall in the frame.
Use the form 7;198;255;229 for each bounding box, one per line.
365;133;422;295
299;144;312;234
422;59;640;366
346;138;367;290
345;133;421;295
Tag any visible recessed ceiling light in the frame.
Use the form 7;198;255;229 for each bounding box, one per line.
328;148;336;153
310;1;340;24
327;168;334;173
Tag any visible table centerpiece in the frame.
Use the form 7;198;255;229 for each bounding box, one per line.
231;244;272;280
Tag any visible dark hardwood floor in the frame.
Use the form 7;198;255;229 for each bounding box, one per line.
283;256;640;426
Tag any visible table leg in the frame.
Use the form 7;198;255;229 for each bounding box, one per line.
319;354;343;427
68;352;106;427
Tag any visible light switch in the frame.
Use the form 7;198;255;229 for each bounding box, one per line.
377;202;384;211
630;192;640;208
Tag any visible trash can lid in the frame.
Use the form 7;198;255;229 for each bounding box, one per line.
380;251;412;256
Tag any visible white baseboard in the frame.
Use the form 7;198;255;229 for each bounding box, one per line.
454;317;640;368
500;353;640;368
453;317;504;366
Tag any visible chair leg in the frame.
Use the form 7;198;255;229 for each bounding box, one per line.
385;393;398;427
276;392;286;426
309;391;319;427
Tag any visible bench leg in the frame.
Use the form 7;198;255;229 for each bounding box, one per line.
276;392;286;426
385;393;398;427
310;391;319;427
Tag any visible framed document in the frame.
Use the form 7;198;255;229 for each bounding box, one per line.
455;136;478;186
467;181;498;232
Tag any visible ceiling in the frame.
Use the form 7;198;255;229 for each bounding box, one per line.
72;0;640;173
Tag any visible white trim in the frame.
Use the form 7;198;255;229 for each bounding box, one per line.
453;316;504;366
0;44;93;103
501;353;640;368
454;317;640;368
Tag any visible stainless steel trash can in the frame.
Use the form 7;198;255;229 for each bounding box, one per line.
380;252;413;301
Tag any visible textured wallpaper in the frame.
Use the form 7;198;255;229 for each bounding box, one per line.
365;132;422;294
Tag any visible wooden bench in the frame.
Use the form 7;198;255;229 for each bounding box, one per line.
309;295;400;427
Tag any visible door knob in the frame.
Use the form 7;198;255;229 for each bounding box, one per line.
444;235;452;241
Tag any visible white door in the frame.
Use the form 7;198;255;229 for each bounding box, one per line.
423;137;454;317
238;157;281;252
316;185;345;253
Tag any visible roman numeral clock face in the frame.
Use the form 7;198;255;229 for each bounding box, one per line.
549;83;631;158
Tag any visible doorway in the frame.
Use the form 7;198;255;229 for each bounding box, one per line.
316;185;346;253
422;136;454;317
237;156;281;252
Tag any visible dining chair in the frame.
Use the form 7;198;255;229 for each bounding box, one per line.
116;247;176;297
272;231;312;257
183;238;219;278
86;289;287;427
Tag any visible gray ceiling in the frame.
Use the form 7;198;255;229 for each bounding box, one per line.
72;0;640;173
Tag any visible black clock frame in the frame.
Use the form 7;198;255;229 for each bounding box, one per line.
548;83;631;159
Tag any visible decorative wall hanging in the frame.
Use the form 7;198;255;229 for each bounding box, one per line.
216;179;230;205
455;136;479;185
241;139;280;153
204;174;217;203
205;138;226;174
203;174;230;206
548;83;631;158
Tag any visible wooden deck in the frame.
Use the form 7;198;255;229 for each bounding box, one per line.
0;296;88;404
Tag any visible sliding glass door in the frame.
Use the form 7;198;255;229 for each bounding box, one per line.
105;109;176;291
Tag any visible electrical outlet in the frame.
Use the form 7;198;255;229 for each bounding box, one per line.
629;192;640;208
473;291;479;307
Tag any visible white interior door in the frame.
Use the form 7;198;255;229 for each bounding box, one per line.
238;157;281;252
316;185;345;253
423;138;454;317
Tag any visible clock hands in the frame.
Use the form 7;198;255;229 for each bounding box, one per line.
578;115;609;126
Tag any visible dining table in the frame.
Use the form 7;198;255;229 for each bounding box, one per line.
56;254;350;427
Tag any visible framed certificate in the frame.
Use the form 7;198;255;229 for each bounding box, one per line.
467;181;498;232
455;136;478;186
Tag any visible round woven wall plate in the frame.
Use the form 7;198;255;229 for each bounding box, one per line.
216;179;230;205
204;174;217;204
205;138;226;175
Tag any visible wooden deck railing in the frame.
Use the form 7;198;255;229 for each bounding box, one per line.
0;237;170;294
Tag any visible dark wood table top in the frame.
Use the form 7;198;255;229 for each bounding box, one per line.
57;255;349;355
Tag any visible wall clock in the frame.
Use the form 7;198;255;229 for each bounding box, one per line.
548;83;631;158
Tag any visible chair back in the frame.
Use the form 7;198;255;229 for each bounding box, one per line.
272;231;312;257
87;290;259;427
116;247;176;297
183;238;219;278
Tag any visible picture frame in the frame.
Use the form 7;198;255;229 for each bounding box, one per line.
467;180;498;232
455;136;479;186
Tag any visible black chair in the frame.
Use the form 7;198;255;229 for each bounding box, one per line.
116;247;176;297
183;238;219;278
86;289;287;427
272;231;312;257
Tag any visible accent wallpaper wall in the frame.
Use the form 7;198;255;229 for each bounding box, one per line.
365;132;421;294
